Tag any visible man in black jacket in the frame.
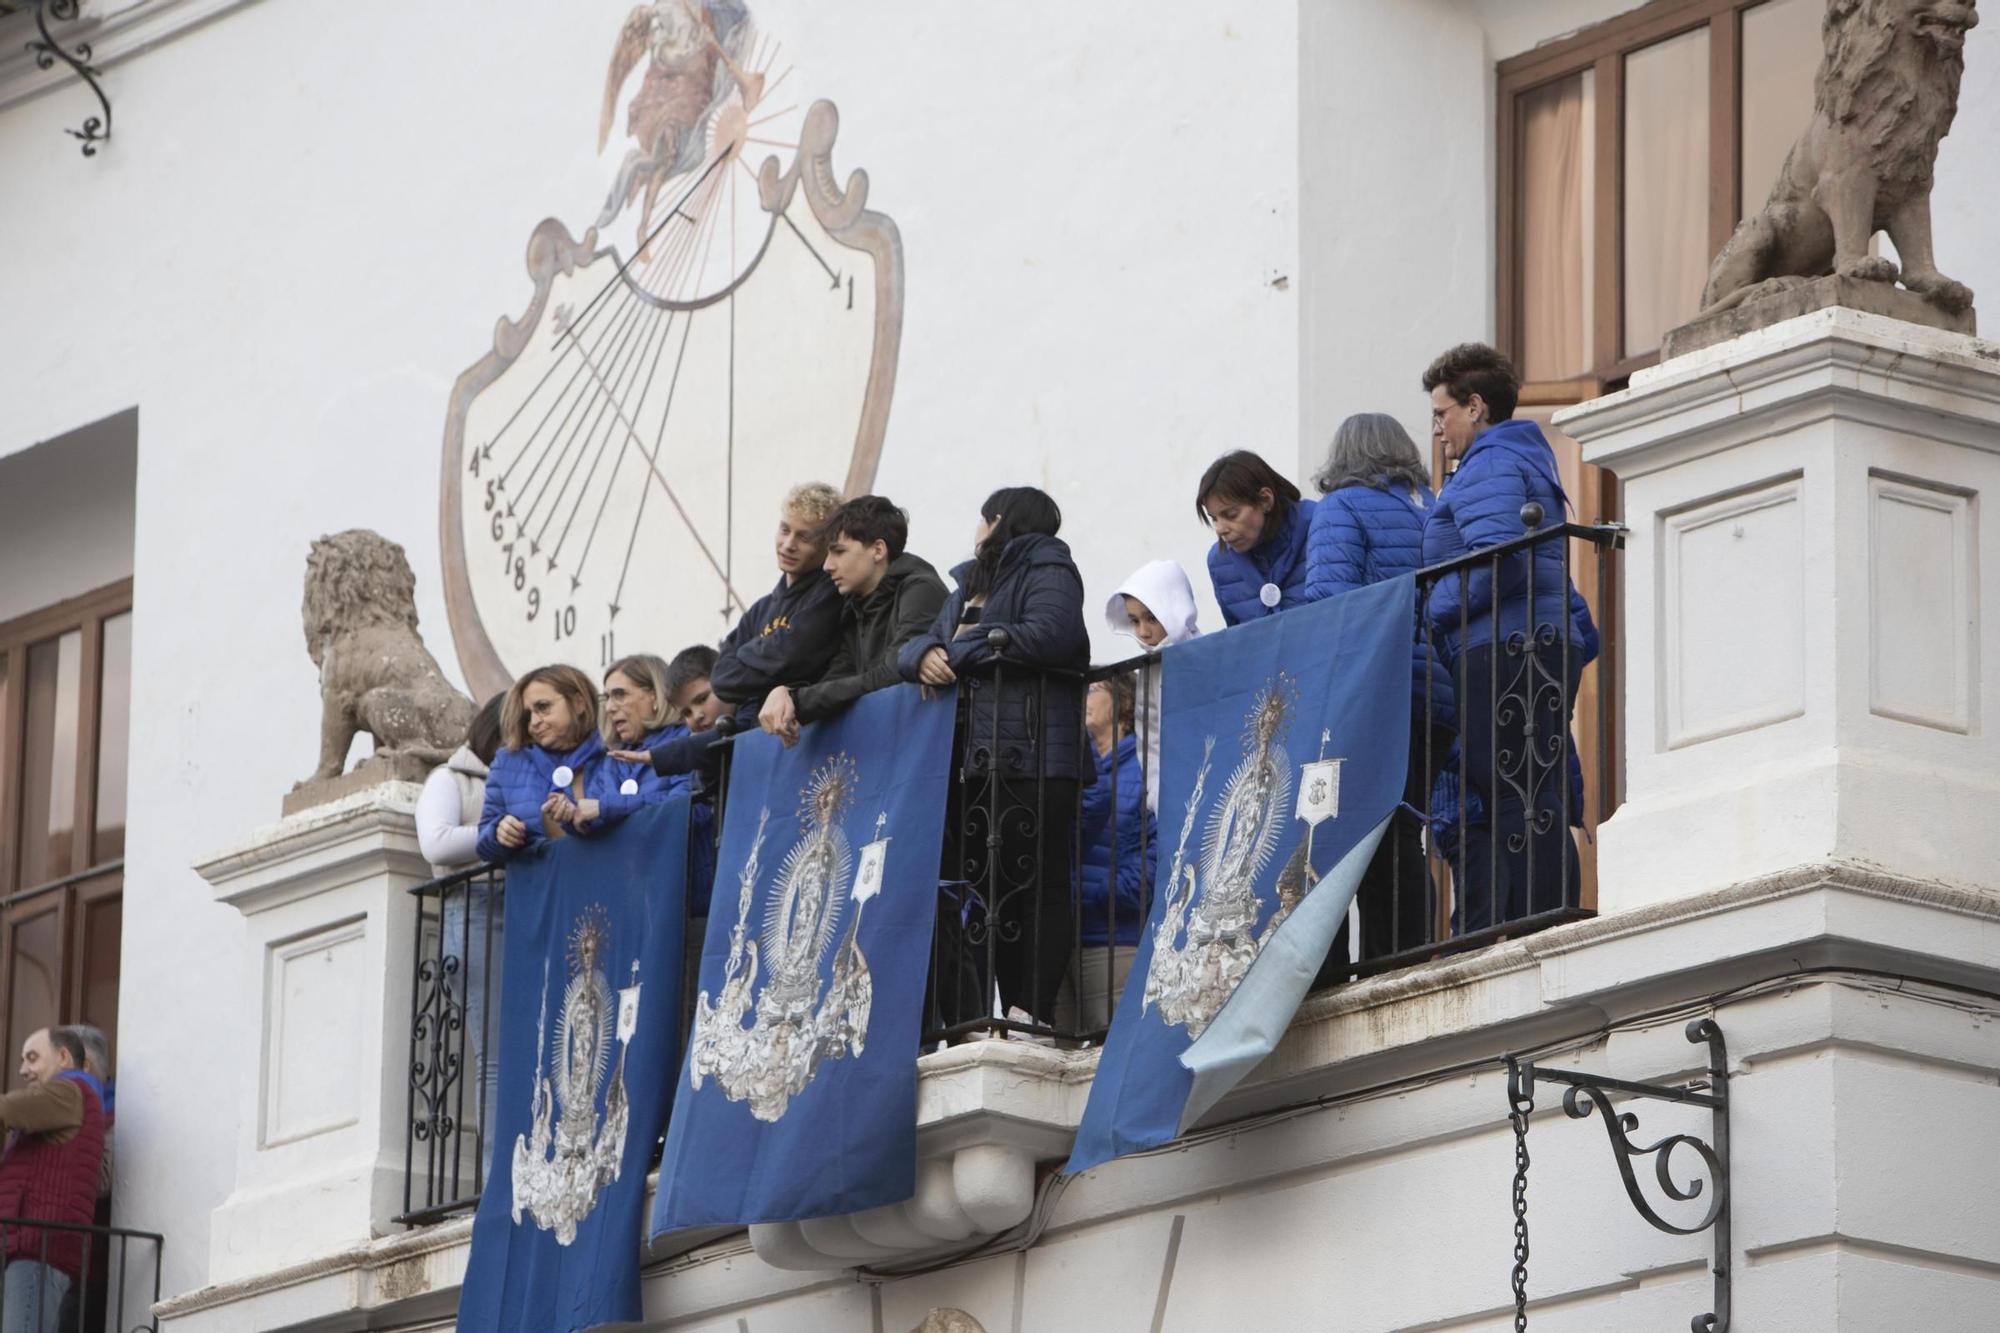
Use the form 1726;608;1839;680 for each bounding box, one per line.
615;483;845;776
758;495;948;745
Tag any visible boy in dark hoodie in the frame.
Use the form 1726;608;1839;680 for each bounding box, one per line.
758;494;949;745
610;482;845;776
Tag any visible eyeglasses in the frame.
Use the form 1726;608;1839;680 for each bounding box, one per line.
598;686;654;704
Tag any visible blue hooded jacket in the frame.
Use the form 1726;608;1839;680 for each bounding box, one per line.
1421;418;1599;664
1305;479;1457;733
1207;497;1317;627
1078;733;1156;947
475;731;607;863
579;724;693;835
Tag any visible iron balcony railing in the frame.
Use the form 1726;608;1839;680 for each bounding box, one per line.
398;517;1623;1224
0;1215;165;1333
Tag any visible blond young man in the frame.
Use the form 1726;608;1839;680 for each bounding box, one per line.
615;483;846;777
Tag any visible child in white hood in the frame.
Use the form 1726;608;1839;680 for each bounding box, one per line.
1104;559;1202;811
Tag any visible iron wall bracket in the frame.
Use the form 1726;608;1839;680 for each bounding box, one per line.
1508;1018;1731;1333
1;0;112;154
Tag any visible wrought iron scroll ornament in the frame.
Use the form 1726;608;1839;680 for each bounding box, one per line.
1504;1019;1732;1333
1;0;111;154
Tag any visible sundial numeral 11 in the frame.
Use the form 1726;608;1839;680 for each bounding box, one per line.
599;631;616;667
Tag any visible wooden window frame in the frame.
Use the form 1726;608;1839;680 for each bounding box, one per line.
0;578;132;1081
0;577;133;897
1496;0;1773;388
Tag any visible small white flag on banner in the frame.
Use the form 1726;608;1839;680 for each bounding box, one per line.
855;814;891;903
1296;758;1343;827
618;983;642;1041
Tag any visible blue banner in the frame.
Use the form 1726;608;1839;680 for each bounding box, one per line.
651;684;956;1232
1066;576;1414;1173
457;797;691;1333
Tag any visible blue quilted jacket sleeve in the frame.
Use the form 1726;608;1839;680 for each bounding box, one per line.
1304;491;1369;602
476;748;545;863
1439;449;1533;635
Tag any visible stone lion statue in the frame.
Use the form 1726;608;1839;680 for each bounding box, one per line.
297;529;474;792
1699;0;1977;316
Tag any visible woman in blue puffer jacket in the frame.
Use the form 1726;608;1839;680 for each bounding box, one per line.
1302;412;1455;968
476;664;608;863
572;654;695;835
1058;673;1158;1034
1197;451;1316;625
1420;343;1599;933
901;486;1090;1028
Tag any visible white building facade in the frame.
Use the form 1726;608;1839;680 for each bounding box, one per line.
2;1;1998;1329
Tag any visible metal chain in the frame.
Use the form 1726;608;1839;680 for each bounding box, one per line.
1508;1060;1534;1331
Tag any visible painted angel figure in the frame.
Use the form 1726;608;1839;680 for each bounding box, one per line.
596;0;764;259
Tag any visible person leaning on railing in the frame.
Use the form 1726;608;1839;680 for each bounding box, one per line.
757;494;948;744
1102;558;1202;814
613;483;846;781
1302;412;1457;965
578;653;691;831
475;665;606;862
1056;672;1158;1034
901;486;1091;1030
0;1028;106;1333
1420;343;1599;933
1197;450;1317;625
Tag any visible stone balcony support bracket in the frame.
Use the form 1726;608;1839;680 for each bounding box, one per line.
748;1040;1091;1271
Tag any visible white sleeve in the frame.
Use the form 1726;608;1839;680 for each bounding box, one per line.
415;768;480;867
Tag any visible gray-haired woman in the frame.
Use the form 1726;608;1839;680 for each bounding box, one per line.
1302;412;1455;971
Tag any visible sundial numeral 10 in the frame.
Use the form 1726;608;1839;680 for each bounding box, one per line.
552;605;578;641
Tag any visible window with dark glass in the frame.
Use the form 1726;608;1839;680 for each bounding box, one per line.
0;580;131;1086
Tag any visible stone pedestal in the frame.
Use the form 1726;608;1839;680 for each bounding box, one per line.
1559;308;2000;914
194;784;430;1283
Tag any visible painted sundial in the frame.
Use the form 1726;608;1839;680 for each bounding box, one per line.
441;0;902;699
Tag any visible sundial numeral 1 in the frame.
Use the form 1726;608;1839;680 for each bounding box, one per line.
846;274;854;310
599;631;615;668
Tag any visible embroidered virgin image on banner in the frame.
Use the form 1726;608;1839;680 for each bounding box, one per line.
652;684;955;1233
1068;576;1415;1174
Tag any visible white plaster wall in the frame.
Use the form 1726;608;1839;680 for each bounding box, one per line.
1299;0;1493;470
640;979;2000;1333
0;0;1302;1298
0;409;137;624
